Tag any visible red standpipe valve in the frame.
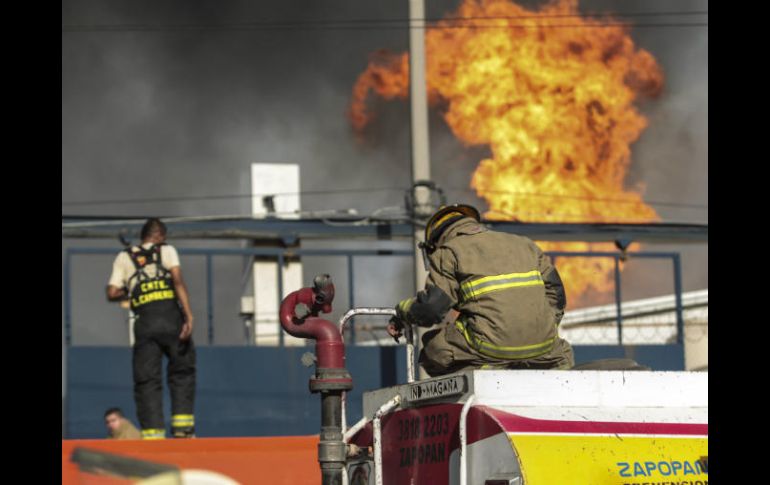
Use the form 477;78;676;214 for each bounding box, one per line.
280;275;353;485
279;274;348;377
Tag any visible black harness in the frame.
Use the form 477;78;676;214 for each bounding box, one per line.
126;244;179;316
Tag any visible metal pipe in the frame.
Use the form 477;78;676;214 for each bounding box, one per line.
338;307;396;435
341;392;347;439
374;395;401;485
614;256;623;346
64;250;72;346
278;253;285;348
347;255;355;344
64;247;687;348
460;394;476;485
320;392;345;485
68;245;683;259
344;417;368;443
206;254;214;345
673;254;685;344
243;317;252;346
406;323;416;383
338;308;397;333
337;308;407;375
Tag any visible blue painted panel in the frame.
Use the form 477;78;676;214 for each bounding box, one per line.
65;344;682;439
66;347;138;439
573;344;685;371
65;346;407;439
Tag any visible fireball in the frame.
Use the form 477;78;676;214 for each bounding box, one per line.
350;0;663;307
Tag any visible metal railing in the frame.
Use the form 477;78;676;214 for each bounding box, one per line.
548;251;685;345
63;247;685;346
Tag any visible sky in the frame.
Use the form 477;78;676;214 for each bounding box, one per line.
62;0;708;349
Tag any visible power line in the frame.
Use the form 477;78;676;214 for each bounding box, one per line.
61;10;707;28
62;187;707;210
446;187;708;210
62;23;708;34
62;11;708;33
61;211;706;227
61;187;405;206
62;23;708;33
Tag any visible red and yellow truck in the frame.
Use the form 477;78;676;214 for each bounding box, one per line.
345;369;707;485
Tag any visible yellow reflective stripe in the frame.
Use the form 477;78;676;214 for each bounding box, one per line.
460;270;543;301
466;279;545;299
462;270;541;290
426;212;463;240
455;320;555;360
172;414;194;425
141;429;166;440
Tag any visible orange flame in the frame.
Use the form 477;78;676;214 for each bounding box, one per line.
349;0;664;307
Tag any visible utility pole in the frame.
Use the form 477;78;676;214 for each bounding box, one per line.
409;0;431;379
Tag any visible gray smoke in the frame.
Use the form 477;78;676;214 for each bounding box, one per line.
63;0;414;217
63;0;707;337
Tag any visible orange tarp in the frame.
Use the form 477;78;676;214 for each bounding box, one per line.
62;436;321;485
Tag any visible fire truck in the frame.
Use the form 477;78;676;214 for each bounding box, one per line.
280;276;708;485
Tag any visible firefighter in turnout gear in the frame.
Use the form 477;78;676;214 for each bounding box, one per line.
387;204;573;376
107;218;196;439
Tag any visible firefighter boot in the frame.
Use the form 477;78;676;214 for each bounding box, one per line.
170;414;195;438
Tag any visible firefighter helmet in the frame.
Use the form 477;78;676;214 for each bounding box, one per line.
424;204;481;247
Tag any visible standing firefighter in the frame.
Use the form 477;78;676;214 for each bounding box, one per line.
388;204;573;376
106;218;196;439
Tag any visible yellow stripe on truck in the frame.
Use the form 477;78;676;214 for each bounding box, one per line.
509;434;708;484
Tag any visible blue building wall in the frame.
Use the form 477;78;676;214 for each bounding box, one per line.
64;344;683;439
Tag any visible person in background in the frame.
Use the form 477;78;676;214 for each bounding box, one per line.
107;218;196;439
104;407;141;440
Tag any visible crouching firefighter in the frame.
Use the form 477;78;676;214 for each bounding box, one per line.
387;204;574;377
107;218;196;439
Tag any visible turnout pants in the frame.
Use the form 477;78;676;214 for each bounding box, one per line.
133;311;196;438
419;324;574;377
